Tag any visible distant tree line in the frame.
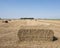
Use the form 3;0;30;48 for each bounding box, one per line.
20;18;34;20
0;18;2;20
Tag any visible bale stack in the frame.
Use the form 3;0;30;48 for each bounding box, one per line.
18;26;54;42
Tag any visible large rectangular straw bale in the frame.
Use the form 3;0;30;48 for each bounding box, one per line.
18;26;54;42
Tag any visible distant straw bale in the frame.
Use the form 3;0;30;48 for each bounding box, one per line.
18;26;54;42
5;20;8;23
2;20;8;23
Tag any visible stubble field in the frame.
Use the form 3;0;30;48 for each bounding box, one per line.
0;19;60;48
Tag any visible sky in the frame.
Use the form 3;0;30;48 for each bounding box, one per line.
0;0;60;19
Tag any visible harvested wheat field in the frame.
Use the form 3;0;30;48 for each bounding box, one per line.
0;19;60;48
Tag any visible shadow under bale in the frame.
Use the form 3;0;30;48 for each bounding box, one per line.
18;28;54;42
52;36;58;41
